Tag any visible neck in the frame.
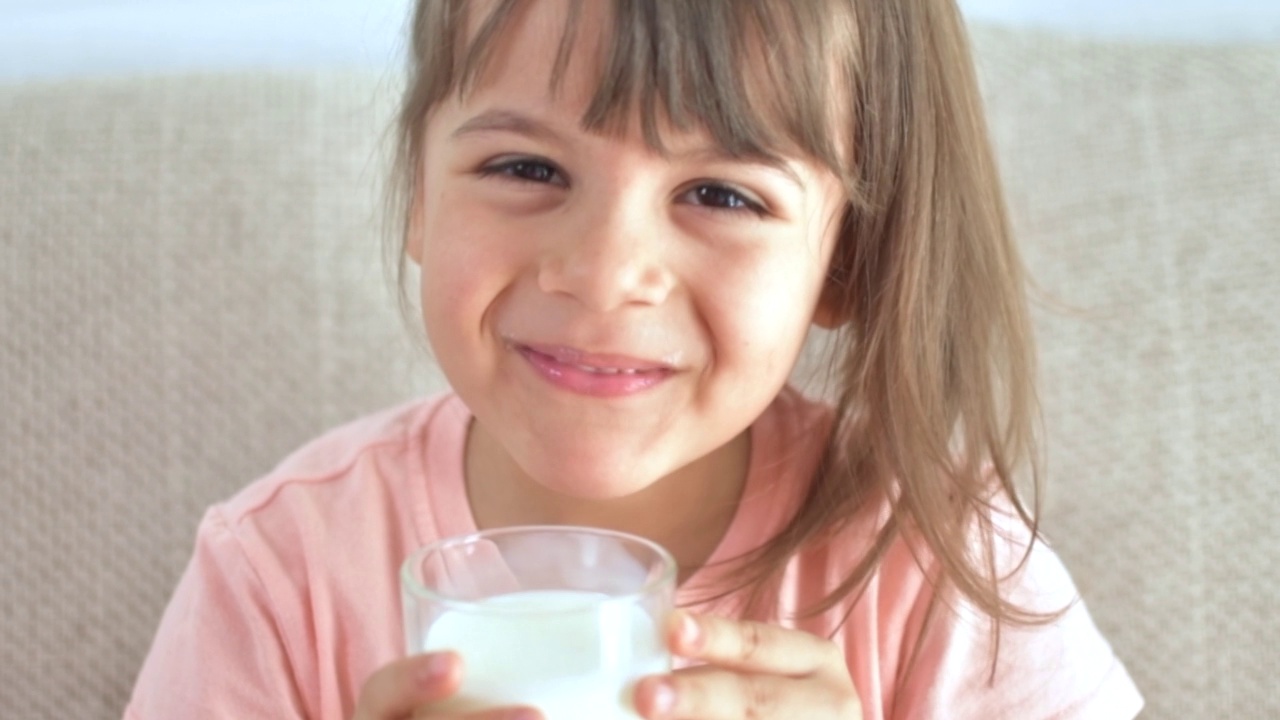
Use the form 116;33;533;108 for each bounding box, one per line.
464;422;751;580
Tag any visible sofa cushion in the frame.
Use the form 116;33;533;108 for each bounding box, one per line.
0;71;439;718
974;27;1280;719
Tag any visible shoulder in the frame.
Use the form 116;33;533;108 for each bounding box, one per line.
216;391;465;528
195;390;471;599
791;494;1143;718
880;505;1145;719
136;392;472;716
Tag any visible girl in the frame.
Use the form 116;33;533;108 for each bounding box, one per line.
127;1;1143;718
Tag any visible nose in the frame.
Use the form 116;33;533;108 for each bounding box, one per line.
537;191;676;312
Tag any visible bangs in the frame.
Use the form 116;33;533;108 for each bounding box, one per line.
426;0;859;193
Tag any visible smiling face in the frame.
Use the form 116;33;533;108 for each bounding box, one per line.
408;0;849;501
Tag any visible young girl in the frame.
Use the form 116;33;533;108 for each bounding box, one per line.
127;1;1142;718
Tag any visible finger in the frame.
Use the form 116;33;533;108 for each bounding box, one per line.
353;652;462;720
667;611;839;676
354;653;543;720
634;669;833;720
411;707;543;720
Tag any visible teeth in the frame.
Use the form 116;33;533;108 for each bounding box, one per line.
573;364;640;375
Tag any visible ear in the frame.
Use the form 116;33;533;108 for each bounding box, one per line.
811;278;848;329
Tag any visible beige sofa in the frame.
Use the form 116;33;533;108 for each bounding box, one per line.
2;25;1277;719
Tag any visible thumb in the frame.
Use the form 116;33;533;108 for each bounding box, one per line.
353;652;462;720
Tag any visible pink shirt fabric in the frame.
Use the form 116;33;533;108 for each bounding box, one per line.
126;388;1143;719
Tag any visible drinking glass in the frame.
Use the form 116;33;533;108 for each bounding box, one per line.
401;525;677;720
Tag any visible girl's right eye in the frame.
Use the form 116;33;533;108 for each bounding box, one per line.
478;157;567;187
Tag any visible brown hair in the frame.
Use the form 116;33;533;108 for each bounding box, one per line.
388;0;1050;650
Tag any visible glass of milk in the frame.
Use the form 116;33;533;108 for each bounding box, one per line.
401;525;677;720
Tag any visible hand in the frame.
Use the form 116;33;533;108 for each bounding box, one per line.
352;652;541;720
633;612;863;720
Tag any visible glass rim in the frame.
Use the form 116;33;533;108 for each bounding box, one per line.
400;524;678;613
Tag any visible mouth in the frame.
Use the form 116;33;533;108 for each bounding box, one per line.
511;342;676;397
522;343;673;372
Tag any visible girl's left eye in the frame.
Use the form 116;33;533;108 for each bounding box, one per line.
681;183;767;216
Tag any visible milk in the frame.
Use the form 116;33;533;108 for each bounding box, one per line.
421;590;669;720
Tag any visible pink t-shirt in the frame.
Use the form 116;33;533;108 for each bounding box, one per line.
126;389;1142;719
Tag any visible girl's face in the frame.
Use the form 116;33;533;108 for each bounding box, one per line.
410;0;847;500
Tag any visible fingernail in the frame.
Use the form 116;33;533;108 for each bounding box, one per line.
650;678;677;717
419;653;452;685
679;612;703;651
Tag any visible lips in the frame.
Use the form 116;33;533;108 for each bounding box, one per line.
513;342;675;397
521;343;672;372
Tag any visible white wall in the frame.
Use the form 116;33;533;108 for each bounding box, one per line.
0;0;412;81
958;0;1280;41
2;0;1278;82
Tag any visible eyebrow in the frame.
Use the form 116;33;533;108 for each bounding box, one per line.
451;108;805;189
451;109;564;143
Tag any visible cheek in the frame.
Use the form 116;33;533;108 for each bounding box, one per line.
417;196;505;330
699;251;826;374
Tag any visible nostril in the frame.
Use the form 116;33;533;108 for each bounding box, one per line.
536;245;673;312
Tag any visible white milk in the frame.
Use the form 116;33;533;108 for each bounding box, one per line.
421;590;669;720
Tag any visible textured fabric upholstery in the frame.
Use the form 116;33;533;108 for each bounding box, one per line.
976;28;1279;720
2;26;1276;719
0;72;441;719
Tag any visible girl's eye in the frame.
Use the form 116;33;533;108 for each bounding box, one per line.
479;157;566;186
683;183;767;216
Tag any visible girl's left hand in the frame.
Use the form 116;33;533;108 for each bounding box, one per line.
633;611;863;720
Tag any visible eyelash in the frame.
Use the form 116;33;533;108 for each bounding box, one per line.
477;157;769;217
686;183;768;217
478;157;566;186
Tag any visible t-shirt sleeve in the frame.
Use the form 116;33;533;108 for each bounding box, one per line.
124;507;309;719
889;522;1144;720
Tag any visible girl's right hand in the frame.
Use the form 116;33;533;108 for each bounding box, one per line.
352;652;541;720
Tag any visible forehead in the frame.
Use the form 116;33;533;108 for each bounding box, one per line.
444;0;855;171
461;0;608;116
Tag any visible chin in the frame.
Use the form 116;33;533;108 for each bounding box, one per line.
526;457;660;501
